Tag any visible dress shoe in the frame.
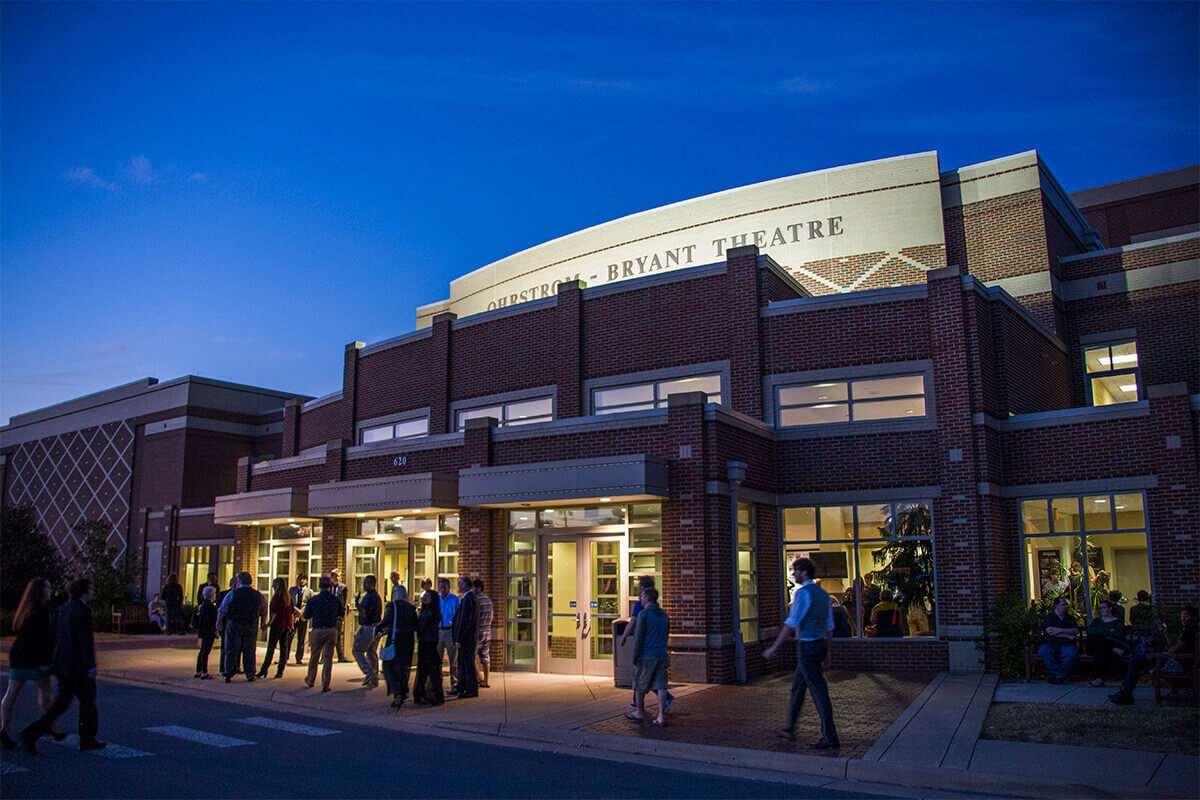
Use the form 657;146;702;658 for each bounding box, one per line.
256;669;268;678
1108;692;1134;706
199;673;213;680
245;676;255;683
79;739;107;752
304;678;314;688
810;738;840;750
773;728;796;741
275;670;285;679
321;687;331;693
0;730;17;750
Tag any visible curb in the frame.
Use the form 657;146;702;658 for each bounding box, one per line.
89;667;1197;800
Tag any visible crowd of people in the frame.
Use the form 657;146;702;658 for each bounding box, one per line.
184;569;499;709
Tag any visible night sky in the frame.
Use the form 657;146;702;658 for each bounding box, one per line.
2;1;1197;421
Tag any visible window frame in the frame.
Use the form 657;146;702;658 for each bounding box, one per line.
454;396;554;431
1082;339;1141;407
592;373;723;415
776;373;926;428
356;410;431;446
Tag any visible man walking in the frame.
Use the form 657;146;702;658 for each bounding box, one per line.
764;557;838;749
330;570;350;663
303;576;344;692
436;578;460;693
22;578;105;754
352;575;383;687
451;576;479;698
473;579;493;688
626;587;670;725
222;572;265;682
290;574;312;665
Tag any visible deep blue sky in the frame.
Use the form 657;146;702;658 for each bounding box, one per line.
2;1;1197;422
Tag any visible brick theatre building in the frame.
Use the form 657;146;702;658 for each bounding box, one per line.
6;151;1197;681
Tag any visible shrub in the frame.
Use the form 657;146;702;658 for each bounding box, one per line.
979;591;1050;678
1;504;67;608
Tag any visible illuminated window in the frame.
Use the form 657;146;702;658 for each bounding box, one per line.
359;417;429;445
593;374;722;414
737;503;758;643
178;546;209;606
455;397;553;430
777;375;925;426
1084;341;1140;406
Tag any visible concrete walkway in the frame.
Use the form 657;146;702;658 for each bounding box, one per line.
994;680;1156;706
3;637;1195;799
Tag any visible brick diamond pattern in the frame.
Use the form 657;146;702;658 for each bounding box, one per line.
6;421;134;560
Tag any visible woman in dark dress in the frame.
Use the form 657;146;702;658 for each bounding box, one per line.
1;578;65;749
412;590;443;706
194;586;219;679
376;586;418;708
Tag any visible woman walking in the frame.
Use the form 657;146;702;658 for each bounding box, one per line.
412;590;443;706
1;578;65;749
194;586;218;679
257;578;295;678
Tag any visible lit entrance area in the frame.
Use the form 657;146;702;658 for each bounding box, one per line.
506;503;662;677
253;523;323;594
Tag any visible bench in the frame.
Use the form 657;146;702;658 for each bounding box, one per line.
1152;635;1200;706
111;603;150;634
1023;625;1156;683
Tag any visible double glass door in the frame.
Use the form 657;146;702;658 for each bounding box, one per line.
542;535;623;675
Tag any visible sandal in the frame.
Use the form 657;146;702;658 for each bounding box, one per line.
625;713;644;722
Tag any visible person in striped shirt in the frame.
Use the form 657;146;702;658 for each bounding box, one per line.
473;579;493;688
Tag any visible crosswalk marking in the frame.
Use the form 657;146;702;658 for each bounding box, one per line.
234;716;340;736
50;734;153;759
144;726;253;748
1;761;30;774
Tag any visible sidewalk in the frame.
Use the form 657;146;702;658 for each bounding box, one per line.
4;637;1196;799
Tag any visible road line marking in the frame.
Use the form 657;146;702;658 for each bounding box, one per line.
50;734;153;758
1;761;30;774
144;726;253;748
234;716;341;736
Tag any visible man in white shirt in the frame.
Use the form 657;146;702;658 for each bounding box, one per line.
763;557;838;749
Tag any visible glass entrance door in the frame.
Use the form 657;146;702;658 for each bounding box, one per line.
539;535;624;675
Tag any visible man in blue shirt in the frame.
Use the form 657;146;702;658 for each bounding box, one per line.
436;578;461;693
764;557;838;749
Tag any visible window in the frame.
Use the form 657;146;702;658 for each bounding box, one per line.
506;527;537;666
455;397;553;431
737;503;758;643
777;375;925;426
256;541;271;593
783;501;936;639
1020;493;1151;622
1084;341;1140;405
593;374;722;414
178;546;209;606
359;417;429;445
628;503;662;616
216;546;234;593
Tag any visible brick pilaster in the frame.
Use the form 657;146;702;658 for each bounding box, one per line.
325;438;348;483
725;245;765;420
1146;384;1200;610
554;279;585;419
429;313;457;435
281;398;302;458
236;456;251;493
321;518;352;579
341;342;364;442
462;416;496;469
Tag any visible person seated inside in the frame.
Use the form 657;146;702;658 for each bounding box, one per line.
1110;605;1198;705
1129;590;1154;627
829;594;852;638
1108;590;1126;624
148;593;168;633
869;590;904;637
1039;597;1079;684
1041;567;1068;598
1085;599;1128;687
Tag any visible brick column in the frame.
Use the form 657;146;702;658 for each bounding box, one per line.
281;399;302;458
234;526;257;573
663;391;715;682
458;417;499;668
725;245;765;420
429;312;457;435
341;342;364;442
321;518;352;579
325;438;348;483
554;279;585;419
927;264;991;670
236;456;251;493
1146;384;1200;609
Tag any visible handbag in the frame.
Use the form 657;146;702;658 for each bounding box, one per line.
379;601;398;662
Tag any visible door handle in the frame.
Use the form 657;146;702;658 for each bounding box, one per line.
575;612;581;629
581;612;591;637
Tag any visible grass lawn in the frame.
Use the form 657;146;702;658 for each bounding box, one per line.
982;702;1199;755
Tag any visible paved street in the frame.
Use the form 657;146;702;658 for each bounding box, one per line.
0;679;887;799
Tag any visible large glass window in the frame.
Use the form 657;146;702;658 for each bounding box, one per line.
1020;493;1151;622
627;504;662;616
456;397;553;430
1084;340;1140;406
593;374;722;414
783;501;936;638
359;417;430;445
216;546;235;592
178;546;209;605
506;529;537;666
737;503;758;643
777;374;926;426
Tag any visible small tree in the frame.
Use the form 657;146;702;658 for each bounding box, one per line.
1;504;66;608
69;520;140;613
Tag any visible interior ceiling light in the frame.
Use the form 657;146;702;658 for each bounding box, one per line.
251;521;260;526
411;509;422;513
356;513;365;517
286;518;295;523
601;498;611;502
1119;384;1137;392
1100;354;1137;366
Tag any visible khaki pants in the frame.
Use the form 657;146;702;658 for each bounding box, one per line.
306;627;337;690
